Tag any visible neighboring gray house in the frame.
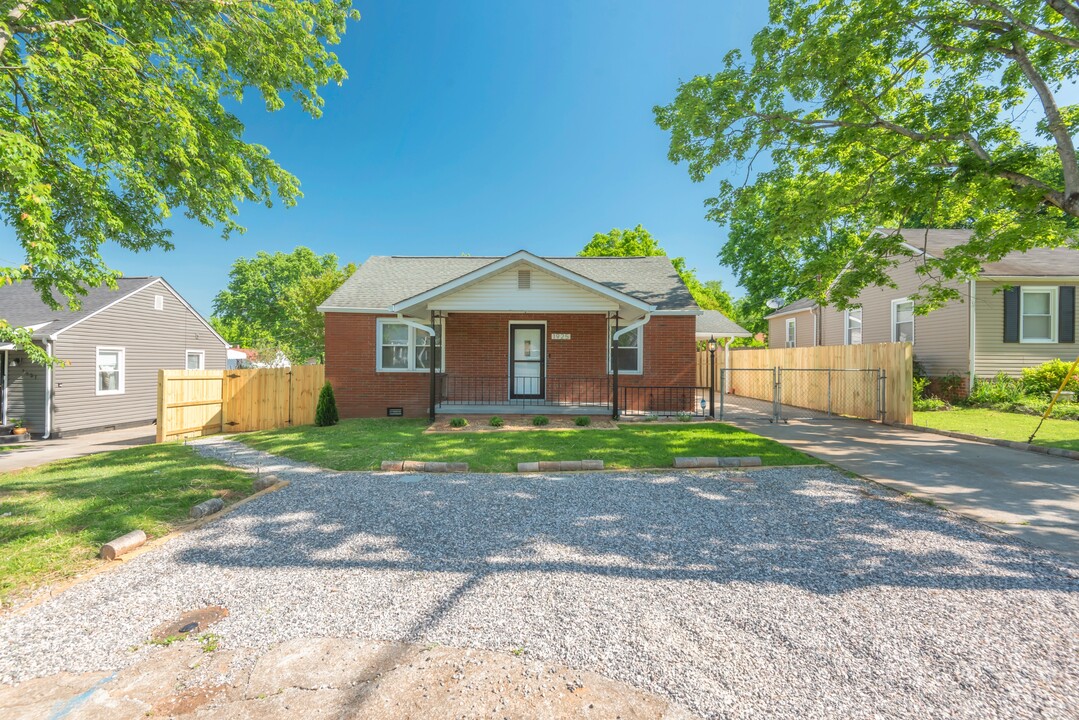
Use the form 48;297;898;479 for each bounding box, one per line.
1;277;227;437
764;229;1078;388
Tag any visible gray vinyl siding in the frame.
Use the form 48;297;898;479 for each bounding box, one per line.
767;310;815;348
50;282;227;435
3;349;47;434
974;279;1079;378
815;257;970;377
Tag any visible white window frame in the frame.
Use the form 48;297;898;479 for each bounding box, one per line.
95;347;125;396
375;318;443;373
844;306;863;345
153;294;164;311
1020;286;1058;344
608;321;643;375
784;318;797;348
186;349;205;370
891;298;915;343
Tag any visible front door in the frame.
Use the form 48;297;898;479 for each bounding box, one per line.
509;324;545;399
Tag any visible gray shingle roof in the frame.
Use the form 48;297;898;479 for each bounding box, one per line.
0;278;161;338
764;297;817;320
322;254;700;312
887;228;1079;276
695;309;749;337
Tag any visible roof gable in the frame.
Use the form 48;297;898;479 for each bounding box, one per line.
0;278;161;336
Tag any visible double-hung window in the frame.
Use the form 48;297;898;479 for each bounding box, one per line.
845;307;863;345
186;350;205;370
1020;287;1057;343
892;299;914;343
377;319;442;372
609;323;642;374
784;318;797;348
96;347;125;395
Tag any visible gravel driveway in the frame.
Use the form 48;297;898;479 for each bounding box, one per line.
2;438;1077;719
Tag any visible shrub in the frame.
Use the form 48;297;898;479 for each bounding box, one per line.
488;416;505;427
449;417;468;428
933;373;967;402
574;416;591;427
914;396;949;412
532;415;549;426
677;412;693;422
314;382;339;427
1021;359;1079;397
912;376;931;400
642;414;658;422
967;372;1026;406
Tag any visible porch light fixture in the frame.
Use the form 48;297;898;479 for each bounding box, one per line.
9;357;20;367
707;336;717;354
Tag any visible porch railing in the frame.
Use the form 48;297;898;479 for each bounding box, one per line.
436;375;612;408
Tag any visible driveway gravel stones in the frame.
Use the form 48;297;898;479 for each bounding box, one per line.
1;436;1077;719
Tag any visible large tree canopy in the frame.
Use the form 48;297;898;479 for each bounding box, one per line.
579;225;736;316
0;0;358;358
211;247;355;362
655;0;1079;312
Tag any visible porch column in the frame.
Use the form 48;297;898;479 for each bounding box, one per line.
428;311;438;422
611;312;620;420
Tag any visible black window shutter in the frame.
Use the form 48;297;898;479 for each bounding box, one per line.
1061;286;1076;344
1003;286;1020;343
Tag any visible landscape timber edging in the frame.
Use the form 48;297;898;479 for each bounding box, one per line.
672;456;763;469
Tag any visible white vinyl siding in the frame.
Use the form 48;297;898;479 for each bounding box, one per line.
96;347;125;395
1020;287;1057;343
608;322;642;374
892;298;914;343
376;319;441;372
431;266;619;312
845;307;862;345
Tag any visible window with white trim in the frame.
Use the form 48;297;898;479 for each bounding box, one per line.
186;350;205;370
845;307;862;345
1020;287;1057;343
96;348;124;395
377;319;442;372
608;322;642;374
892;298;914;343
154;295;164;311
785;318;796;348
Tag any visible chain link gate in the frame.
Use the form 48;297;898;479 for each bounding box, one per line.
717;367;887;423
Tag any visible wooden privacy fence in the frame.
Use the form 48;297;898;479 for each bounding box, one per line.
157;365;325;442
695;342;913;424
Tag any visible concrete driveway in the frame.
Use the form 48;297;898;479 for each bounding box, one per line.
0;424;155;473
729;416;1079;559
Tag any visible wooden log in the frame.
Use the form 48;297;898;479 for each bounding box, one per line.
253;474;280;491
100;530;147;560
189;498;225;519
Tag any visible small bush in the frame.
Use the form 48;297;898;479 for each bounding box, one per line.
967;372;1026;406
574;416;591;427
488;416;505;427
677;412;693;422
642;414;658;422
314;382;339;427
913;376;931;400
914;397;950;412
532;415;549;426
1021;359;1079;397
449;417;468;428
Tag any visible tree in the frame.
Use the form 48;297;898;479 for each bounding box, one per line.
655;0;1079;312
211;248;355;361
315;381;339;426
0;1;359;358
579;225;734;314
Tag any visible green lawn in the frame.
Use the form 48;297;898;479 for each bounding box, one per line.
0;444;253;606
914;408;1079;452
239;418;815;472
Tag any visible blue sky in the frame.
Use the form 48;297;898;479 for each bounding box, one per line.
0;1;770;316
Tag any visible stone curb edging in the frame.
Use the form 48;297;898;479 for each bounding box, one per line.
517;460;604;472
380;461;469;473
893;423;1079;461
673;456;763;468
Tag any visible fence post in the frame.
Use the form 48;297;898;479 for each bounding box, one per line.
156;370;167;443
878;369;887;422
827;369;832;416
773;367;782;423
719;369;725;420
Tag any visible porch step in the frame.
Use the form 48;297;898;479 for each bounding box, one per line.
0;429;31;444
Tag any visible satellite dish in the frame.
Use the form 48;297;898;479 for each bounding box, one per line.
765;298;783;310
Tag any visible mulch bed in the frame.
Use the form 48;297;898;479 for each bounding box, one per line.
426;414;618;433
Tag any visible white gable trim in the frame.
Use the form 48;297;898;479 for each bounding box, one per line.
389;250;655;314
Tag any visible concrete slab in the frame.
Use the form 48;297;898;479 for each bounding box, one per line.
729;416;1079;559
0;424;156;473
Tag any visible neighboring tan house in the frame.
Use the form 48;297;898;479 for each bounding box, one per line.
227;347;292;369
0;277;228;437
319;250;745;418
764;229;1078;387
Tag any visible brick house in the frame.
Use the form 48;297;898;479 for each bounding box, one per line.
319;250;742;419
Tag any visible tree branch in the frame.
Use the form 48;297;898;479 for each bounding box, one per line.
0;1;33;57
1045;0;1079;30
965;0;1079;48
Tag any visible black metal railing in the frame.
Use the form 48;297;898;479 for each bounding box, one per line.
436;375;613;408
618;385;711;417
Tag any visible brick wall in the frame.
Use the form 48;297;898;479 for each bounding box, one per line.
324;311;697;418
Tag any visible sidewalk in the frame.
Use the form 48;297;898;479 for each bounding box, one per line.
0;424;156;473
728;416;1079;560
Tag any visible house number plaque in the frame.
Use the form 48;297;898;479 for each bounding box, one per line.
551;333;571;340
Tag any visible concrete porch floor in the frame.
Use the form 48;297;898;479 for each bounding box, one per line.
436;403;611;415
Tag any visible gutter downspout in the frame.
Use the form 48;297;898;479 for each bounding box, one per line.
43;338;53;439
612;314;651;419
2;349;7;426
968;279;977;393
